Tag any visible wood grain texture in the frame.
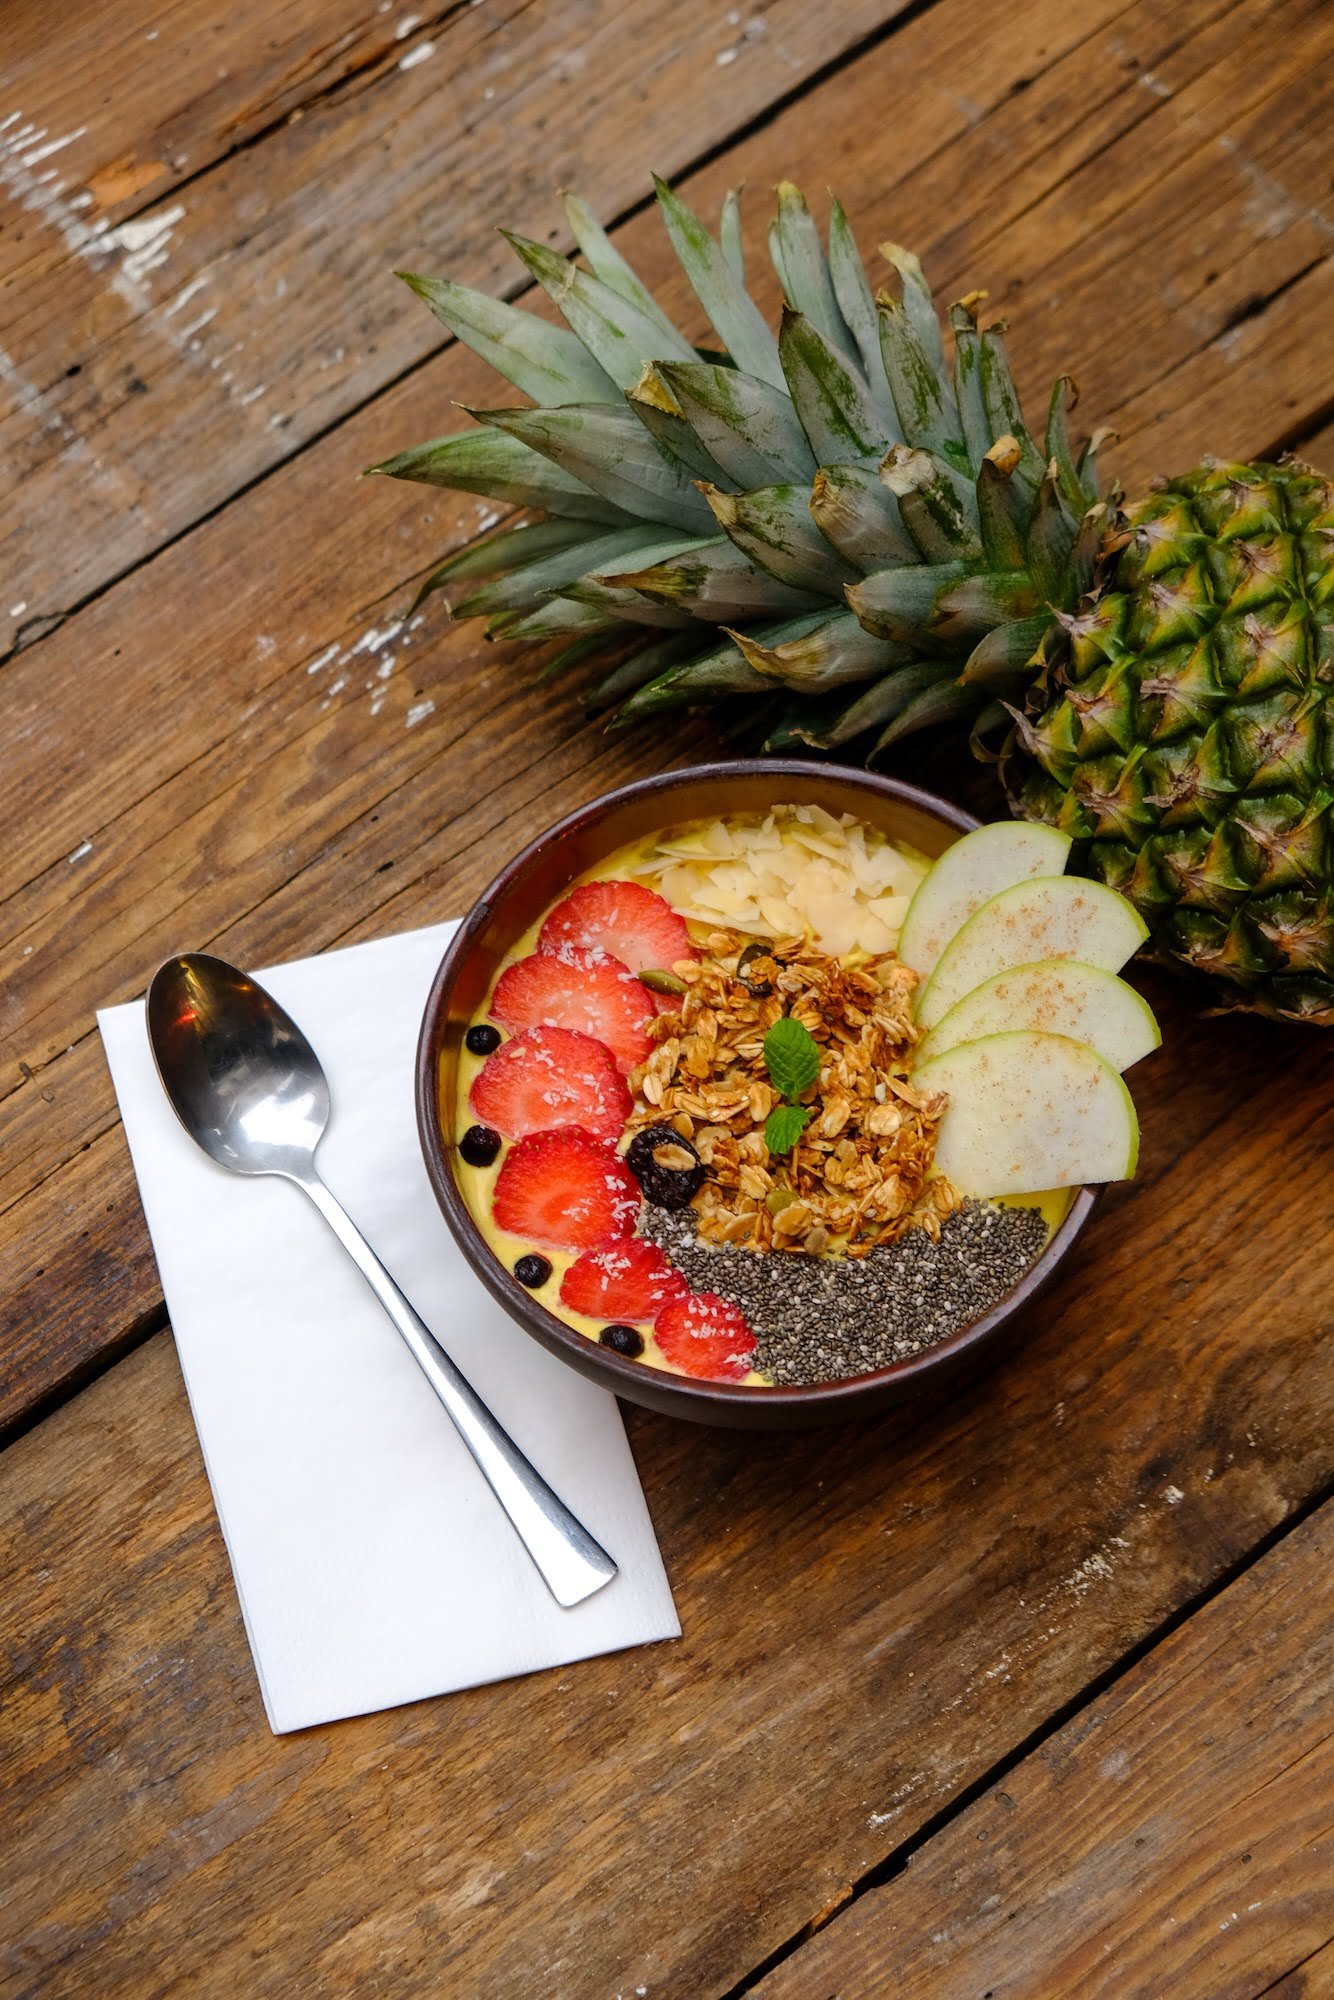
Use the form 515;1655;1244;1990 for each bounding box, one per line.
2;0;446;291
756;1508;1334;2000
1266;1943;1334;1999
0;1206;1330;1998
0;0;917;652
4;0;1333;1431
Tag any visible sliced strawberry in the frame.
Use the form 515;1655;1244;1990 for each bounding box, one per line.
654;1292;756;1382
559;1239;688;1322
469;1026;630;1143
538;879;698;975
490;944;655;1072
491;1128;639;1252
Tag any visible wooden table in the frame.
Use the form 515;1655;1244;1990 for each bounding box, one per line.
3;1;1332;1993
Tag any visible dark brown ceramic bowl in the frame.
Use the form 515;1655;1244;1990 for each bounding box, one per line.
416;762;1096;1430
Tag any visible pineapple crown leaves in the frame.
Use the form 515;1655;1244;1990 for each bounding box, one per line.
374;178;1105;756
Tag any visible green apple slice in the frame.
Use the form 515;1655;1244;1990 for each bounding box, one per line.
915;1031;1139;1196
916;960;1161;1072
916;876;1149;1030
897;822;1072;982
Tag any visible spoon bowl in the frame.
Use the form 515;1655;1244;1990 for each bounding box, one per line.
147;954;330;1178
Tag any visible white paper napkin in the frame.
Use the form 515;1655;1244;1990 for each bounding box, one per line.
98;922;679;1734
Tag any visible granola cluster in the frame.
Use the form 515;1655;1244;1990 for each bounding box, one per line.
626;928;960;1257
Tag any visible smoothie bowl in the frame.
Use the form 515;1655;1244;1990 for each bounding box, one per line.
416;764;1157;1429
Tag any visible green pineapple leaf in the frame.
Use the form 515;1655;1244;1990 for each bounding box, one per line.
368;428;632;522
658;360;816;486
408;519;594;612
879;242;949;389
719;188;745;281
612;631;777;719
878;300;966;470
395;271;618;405
451;523;695;618
812;659;956;747
847;559;968;641
827;200;901;439
616;542;820;621
582;631;697;710
654;176;785;388
473;404;718;533
501;231;696;389
870;677;981;759
779;308;890;467
950;301;990;471
810;459;916;569
561;191;683;348
880;445;982;563
977;327;1045;489
626;370;733;483
772;182;856;361
729;609;909;692
702;481;858;593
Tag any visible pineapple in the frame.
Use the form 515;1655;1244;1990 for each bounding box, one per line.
373;182;1334;1024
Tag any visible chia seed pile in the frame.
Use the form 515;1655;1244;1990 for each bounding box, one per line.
642;1199;1049;1386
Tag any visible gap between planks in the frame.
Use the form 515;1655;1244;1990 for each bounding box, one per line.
720;1472;1334;2000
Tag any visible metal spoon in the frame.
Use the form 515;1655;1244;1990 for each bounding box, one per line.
146;951;618;1608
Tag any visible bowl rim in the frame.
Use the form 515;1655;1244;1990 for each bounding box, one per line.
415;759;1098;1413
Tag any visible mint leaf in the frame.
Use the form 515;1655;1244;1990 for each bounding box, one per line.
765;1103;812;1155
763;1016;820;1100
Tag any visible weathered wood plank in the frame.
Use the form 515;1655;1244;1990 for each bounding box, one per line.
756;1507;1334;2000
0;0;920;653
2;0;1331;1429
1;1103;1330;1998
2;0;445;294
1265;1943;1334;2000
1298;410;1334;462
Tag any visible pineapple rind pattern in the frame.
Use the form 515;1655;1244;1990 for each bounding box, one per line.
1010;464;1333;1021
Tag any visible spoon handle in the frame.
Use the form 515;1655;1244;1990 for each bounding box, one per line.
294;1170;618;1608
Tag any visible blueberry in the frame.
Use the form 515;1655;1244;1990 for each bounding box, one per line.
625;1124;706;1210
599;1323;644;1358
466;1023;502;1056
514;1253;552;1289
459;1124;502;1167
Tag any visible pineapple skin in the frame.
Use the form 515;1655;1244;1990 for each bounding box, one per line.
1009;462;1334;1023
377;183;1333;1023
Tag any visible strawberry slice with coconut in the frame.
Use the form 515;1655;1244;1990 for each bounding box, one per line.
654;1291;756;1382
538;879;697;975
469;1025;631;1141
559;1239;687;1321
491;1128;640;1251
491;943;656;1072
